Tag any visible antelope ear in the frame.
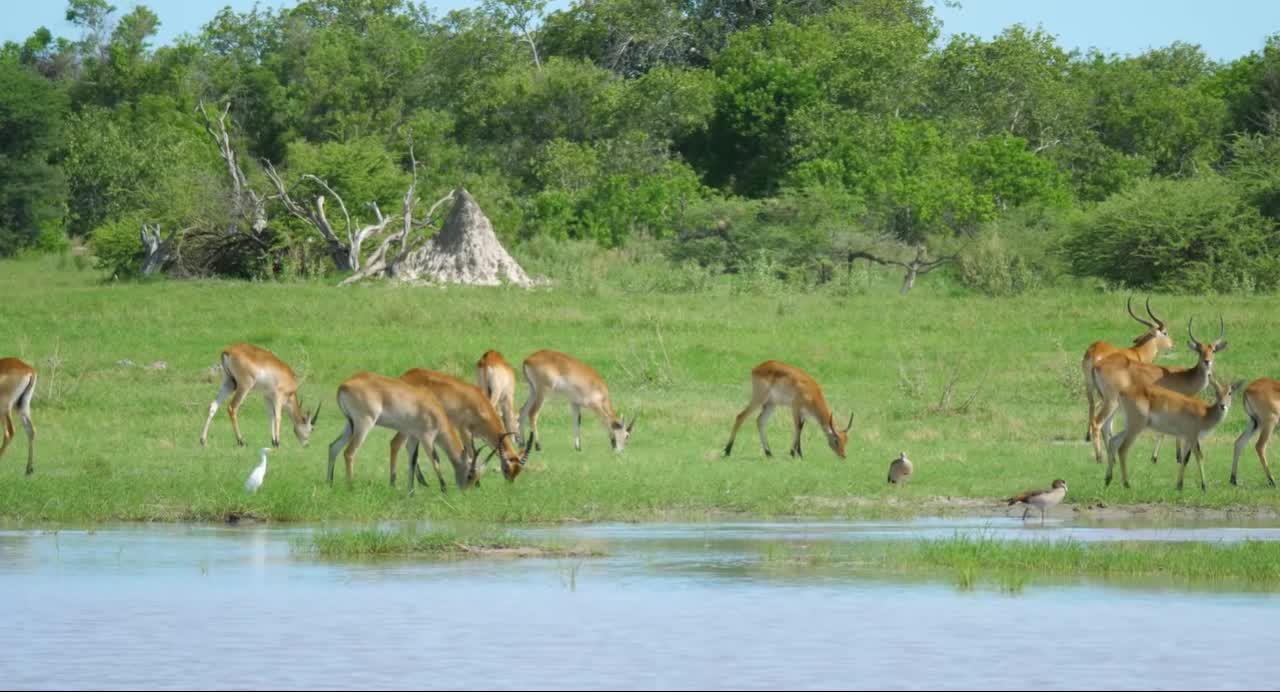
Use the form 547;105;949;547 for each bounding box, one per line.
626;414;637;433
1215;340;1228;353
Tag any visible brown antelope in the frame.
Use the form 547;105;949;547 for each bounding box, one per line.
723;360;853;460
1103;376;1243;491
1090;317;1227;464
200;343;320;448
388;368;531;488
1081;296;1174;443
1231;378;1280;487
520;349;635;453
327;371;469;495
476;350;518;436
0;357;36;475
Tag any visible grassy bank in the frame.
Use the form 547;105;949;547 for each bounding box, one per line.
296;526;592;559
761;536;1280;588
4;253;1280;525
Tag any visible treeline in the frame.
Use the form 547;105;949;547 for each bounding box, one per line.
1;0;1279;292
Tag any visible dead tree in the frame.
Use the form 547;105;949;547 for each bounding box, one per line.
140;224;176;276
197;101;268;238
847;245;954;295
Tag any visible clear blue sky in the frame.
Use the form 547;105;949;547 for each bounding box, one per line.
1;0;1277;61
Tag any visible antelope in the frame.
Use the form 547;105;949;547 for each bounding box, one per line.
1103;376;1243;491
388;368;531;489
1231;378;1280;487
200;343;320;448
1081;296;1174;444
476;350;518;437
723;360;853;460
0;357;36;475
520;349;635;453
327;371;469;495
1090;317;1227;464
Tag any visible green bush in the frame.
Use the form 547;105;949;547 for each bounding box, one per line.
89;215;147;279
956;232;1040;297
1062;175;1280;293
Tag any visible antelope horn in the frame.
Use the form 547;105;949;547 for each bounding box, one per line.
1217;315;1225;343
1145;296;1164;329
310;402;322;424
842;412;854;433
1127;295;1153;328
626;414;637;432
1188;316;1201;347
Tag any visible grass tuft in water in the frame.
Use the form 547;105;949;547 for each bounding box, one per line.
297;527;596;559
763;535;1280;586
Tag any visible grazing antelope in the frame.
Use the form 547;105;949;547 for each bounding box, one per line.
389;368;531;488
520;349;635;453
1231;378;1280;487
1081;296;1174;443
1007;479;1067;524
0;357;36;475
200;344;320;448
327;371;469;495
1103;377;1243;491
723;360;853;460
1090;317;1227;464
476;350;518;437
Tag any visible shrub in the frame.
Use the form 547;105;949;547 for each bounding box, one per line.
1062;175;1280;293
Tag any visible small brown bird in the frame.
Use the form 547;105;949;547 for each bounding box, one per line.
1007;479;1068;524
887;451;912;484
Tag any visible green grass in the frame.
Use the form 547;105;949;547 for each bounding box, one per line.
758;535;1280;588
296;526;592;559
4;252;1280;525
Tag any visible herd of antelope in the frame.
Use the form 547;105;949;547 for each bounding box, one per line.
2;294;1279;498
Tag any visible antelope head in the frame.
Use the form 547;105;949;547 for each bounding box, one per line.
1128;295;1174;353
825;412;855;460
609;414;637;453
293;397;321;446
494;432;534;482
1188;316;1228;375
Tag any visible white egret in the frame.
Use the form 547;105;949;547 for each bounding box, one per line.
245;447;270;493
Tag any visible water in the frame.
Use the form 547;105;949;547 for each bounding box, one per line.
2;518;1278;690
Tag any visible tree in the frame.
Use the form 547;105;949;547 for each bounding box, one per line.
0;62;68;255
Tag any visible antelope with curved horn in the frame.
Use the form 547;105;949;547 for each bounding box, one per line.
520;349;635;453
0;357;36;475
388;368;532;489
1102;376;1242;491
200;344;320;448
326;371;469;495
476;350;518;437
723;360;853;460
1081;296;1174;444
1091;316;1227;464
1231;378;1280;488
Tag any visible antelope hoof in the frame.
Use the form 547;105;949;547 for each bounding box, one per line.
1231;476;1238;487
1177;483;1184;492
1270;478;1277;489
25;466;34;476
236;439;246;448
1104;475;1112;487
723;445;733;457
764;450;773;458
